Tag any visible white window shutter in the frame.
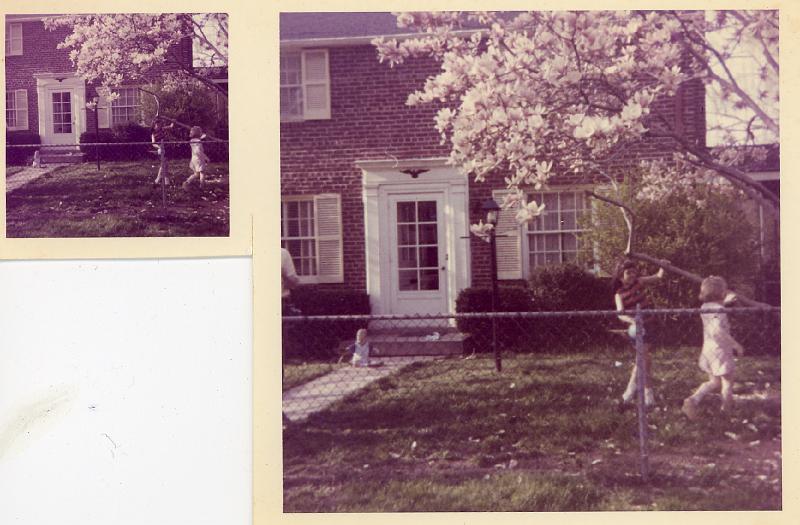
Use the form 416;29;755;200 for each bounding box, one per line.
302;50;330;120
492;189;523;280
10;24;22;55
314;193;343;283
96;93;110;129
14;89;28;129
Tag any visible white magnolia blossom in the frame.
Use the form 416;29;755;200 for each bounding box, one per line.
469;220;495;243
374;10;779;210
515;200;547;224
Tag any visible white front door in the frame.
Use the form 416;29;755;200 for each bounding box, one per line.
388;193;448;315
44;88;77;145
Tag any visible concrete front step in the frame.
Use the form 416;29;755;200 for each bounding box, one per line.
41;152;84;164
368;330;466;357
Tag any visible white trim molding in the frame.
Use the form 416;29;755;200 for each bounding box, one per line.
35;74;87;147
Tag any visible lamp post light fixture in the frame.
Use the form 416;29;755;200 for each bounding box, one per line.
481;198;502;372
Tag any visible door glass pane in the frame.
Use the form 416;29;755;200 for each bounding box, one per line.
397;202;416;222
396;198;439;292
419;269;439;291
418;224;437;244
419;246;438;267
418;201;436;222
399;270;418;291
397;224;416;246
398;247;417;268
52;92;72;134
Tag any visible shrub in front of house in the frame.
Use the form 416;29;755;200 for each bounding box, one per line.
283;288;371;360
526;263;618;351
455;286;533;354
6;131;41;166
80;123;151;161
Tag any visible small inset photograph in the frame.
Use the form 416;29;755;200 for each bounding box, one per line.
5;13;229;237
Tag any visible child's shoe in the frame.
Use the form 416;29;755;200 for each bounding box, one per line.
682;397;698;420
644;388;655;407
621;385;636;404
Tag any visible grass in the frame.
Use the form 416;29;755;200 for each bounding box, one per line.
6;160;229;237
283;347;781;511
284;361;341;391
6;165;25;177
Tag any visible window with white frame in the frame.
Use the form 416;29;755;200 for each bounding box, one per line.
282;198;317;277
110;87;142;125
525;190;589;272
6;89;28;130
280;49;330;121
281;194;343;283
5;23;22;56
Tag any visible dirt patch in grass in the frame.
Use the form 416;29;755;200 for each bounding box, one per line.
6;161;229;237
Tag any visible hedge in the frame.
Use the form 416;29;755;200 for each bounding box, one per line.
79;123;151;161
6;131;41;166
283;288;371;360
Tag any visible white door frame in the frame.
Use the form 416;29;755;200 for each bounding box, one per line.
358;158;471;316
35;73;86;147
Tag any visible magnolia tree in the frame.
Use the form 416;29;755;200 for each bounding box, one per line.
44;13;228;101
373;10;779;227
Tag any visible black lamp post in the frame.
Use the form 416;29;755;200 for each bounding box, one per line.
92;96;100;170
482;198;501;372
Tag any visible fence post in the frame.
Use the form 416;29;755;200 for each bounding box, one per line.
634;304;650;482
159;139;167;217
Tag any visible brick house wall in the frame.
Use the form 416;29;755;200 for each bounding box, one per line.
280;45;449;292
280;40;707;294
5;17;193;138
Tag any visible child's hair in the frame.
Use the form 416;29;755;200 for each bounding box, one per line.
611;258;638;293
189;125;203;139
699;275;728;303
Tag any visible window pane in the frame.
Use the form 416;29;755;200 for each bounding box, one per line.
397;202;416;222
544;233;559;251
417;201;437;222
399;270;418;291
561;211;576;229
561;192;576;211
562;233;577;251
419;269;439;290
287;218;300;237
285;201;299;219
543;211;559;230
545;253;560;264
418;224;437;244
398;247;417;268
419;246;438;267
543;193;559;211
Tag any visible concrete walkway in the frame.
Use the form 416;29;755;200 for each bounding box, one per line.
283;356;441;422
6;165;64;193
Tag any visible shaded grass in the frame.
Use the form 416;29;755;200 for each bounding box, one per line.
284;362;341;391
6;166;25;177
284;348;781;511
6;161;229;237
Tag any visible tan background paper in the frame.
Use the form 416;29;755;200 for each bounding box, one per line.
0;0;795;523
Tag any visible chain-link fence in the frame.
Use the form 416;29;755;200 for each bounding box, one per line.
283;306;780;486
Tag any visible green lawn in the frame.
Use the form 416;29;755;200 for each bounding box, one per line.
283;347;781;511
284;361;341;391
6;161;229;237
